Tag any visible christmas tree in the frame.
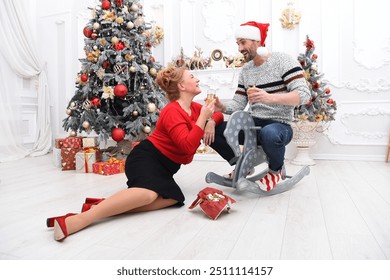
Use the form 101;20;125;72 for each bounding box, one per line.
63;0;167;145
295;35;337;123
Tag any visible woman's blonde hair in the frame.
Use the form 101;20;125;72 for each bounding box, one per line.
156;66;186;101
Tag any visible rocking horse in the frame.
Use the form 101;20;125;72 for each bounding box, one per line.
206;111;310;195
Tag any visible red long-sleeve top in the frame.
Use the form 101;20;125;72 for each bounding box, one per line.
148;101;223;164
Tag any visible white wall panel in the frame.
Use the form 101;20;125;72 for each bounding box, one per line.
32;0;390;161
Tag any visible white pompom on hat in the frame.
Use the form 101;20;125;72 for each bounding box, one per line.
235;21;270;57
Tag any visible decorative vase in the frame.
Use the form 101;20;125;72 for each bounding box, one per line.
291;121;319;166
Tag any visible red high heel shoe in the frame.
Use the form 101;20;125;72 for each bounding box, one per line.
81;198;105;212
52;213;76;241
46;213;76;228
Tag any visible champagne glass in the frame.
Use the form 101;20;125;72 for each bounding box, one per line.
247;85;256;113
206;89;216;104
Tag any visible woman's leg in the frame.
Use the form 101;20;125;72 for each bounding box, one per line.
62;187;173;236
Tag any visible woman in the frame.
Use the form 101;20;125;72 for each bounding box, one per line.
46;66;223;241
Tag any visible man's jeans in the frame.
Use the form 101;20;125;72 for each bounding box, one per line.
210;118;293;172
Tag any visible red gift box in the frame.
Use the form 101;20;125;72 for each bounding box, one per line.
54;138;65;149
62;137;83;148
189;187;236;220
92;158;126;175
61;147;82;170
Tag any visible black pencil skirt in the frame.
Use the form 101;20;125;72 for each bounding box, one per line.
125;140;185;206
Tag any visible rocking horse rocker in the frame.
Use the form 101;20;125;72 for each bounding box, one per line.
206;111;310;195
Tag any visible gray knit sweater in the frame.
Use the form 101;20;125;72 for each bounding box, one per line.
224;52;310;124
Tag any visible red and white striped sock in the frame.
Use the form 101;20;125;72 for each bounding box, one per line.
257;170;282;191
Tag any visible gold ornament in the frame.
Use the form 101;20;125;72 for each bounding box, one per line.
143;125;151;134
116;17;124;24
111;36;119;44
141;64;149;73
125;54;134;61
69;102;77;110
126;21;134;29
99;38;107;46
69;130;77;137
132;111;139;117
93;22;100;30
147;103;156;113
129;66;136;73
280;3;301;30
130;3;139;12
66;109;72;115
149;67;157;76
82;121;90;129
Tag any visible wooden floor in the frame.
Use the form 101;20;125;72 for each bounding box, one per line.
0;153;389;260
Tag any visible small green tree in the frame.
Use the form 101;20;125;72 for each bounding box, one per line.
295;35;337;123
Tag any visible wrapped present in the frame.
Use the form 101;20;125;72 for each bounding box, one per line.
75;148;102;173
54;138;65;149
82;137;99;148
62;137;83;148
189;187;236;220
92;157;126;175
61;147;82;170
52;147;62;168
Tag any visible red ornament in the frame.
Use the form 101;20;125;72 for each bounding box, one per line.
312;54;318;59
102;60;111;69
327;99;334;104
114;84;128;98
115;0;123;6
91;97;101;107
91;33;98;39
150;56;155;63
114;41;125;51
312;82;320;89
83;26;93;38
325;88;331;94
306;100;312;106
112;128;125;142
101;0;111;10
80;74;88;82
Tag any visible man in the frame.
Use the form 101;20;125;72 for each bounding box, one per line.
211;21;310;191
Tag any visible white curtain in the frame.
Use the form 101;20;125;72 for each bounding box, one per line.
0;0;52;162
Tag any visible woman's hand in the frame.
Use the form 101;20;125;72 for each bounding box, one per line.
201;99;215;120
203;119;215;145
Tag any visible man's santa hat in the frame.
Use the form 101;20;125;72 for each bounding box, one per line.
235;21;270;57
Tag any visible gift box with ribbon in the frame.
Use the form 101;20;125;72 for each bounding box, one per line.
189;187;236;220
61;147;82;170
75;147;102;173
62;136;83;149
54;138;65;149
82;137;99;148
92;157;126;175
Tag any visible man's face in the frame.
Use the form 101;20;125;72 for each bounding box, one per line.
236;38;259;62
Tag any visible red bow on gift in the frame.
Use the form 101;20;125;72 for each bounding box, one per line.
189;187;236;220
